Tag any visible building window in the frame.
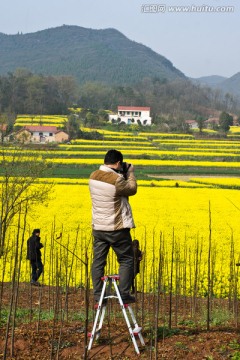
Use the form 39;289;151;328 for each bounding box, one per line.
39;132;43;136
49;133;53;136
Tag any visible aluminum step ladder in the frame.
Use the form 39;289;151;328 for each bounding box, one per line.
88;274;145;355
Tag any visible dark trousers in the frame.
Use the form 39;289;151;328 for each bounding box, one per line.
92;228;134;301
30;259;43;281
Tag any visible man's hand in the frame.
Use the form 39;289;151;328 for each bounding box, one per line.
127;163;134;173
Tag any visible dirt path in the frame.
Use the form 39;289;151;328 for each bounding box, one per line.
149;174;239;181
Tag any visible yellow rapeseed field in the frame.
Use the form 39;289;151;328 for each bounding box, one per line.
2;128;240;298
2;182;237;296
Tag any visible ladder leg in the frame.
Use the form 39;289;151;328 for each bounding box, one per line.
128;306;145;346
112;279;141;355
95;306;107;340
88;278;108;350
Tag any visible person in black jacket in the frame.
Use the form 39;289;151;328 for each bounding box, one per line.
27;229;44;286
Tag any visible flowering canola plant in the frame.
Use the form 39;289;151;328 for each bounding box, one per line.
191;177;240;189
45;158;240;168
2;181;240;297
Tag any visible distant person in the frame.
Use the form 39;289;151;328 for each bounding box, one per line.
132;239;143;293
89;149;137;304
27;229;44;286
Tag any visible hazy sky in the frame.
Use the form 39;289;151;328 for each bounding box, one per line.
0;0;239;78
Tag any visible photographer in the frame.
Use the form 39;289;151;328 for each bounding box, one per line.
89;149;137;304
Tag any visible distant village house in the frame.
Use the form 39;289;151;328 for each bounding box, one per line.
5;126;69;143
204;117;220;129
185;120;198;129
109;106;152;126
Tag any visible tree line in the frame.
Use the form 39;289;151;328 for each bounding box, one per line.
0;69;239;133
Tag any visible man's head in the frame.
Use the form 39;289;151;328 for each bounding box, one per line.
104;150;123;167
33;229;40;235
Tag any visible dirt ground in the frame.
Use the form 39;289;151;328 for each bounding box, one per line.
149;174;238;181
1;283;240;359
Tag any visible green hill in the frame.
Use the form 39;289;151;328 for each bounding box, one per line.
220;72;240;97
193;73;240;98
0;25;185;85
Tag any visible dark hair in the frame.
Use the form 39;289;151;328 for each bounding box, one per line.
33;229;40;234
104;149;123;165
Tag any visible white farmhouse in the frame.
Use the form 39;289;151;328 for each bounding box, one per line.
109;106;152;126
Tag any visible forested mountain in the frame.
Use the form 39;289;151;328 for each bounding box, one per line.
0;25;239;125
193;75;227;87
0;25;185;85
193;73;240;98
220;73;240;97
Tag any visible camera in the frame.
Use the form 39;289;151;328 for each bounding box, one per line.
120;162;131;179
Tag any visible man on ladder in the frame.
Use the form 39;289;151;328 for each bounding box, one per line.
88;150;144;354
89;149;137;305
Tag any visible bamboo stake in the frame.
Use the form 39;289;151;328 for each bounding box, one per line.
207;201;212;331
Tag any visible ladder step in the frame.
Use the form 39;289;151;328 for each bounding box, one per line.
108;275;120;280
101;275;120;281
133;327;142;335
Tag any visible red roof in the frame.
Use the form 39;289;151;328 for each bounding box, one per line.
118;106;150;111
204;118;219;123
25;126;58;132
185;120;197;124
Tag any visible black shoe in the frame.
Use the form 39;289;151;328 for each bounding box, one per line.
122;295;135;304
31;280;41;286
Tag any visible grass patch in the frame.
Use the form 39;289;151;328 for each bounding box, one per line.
144;325;181;340
0;307;88;327
200;307;234;326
